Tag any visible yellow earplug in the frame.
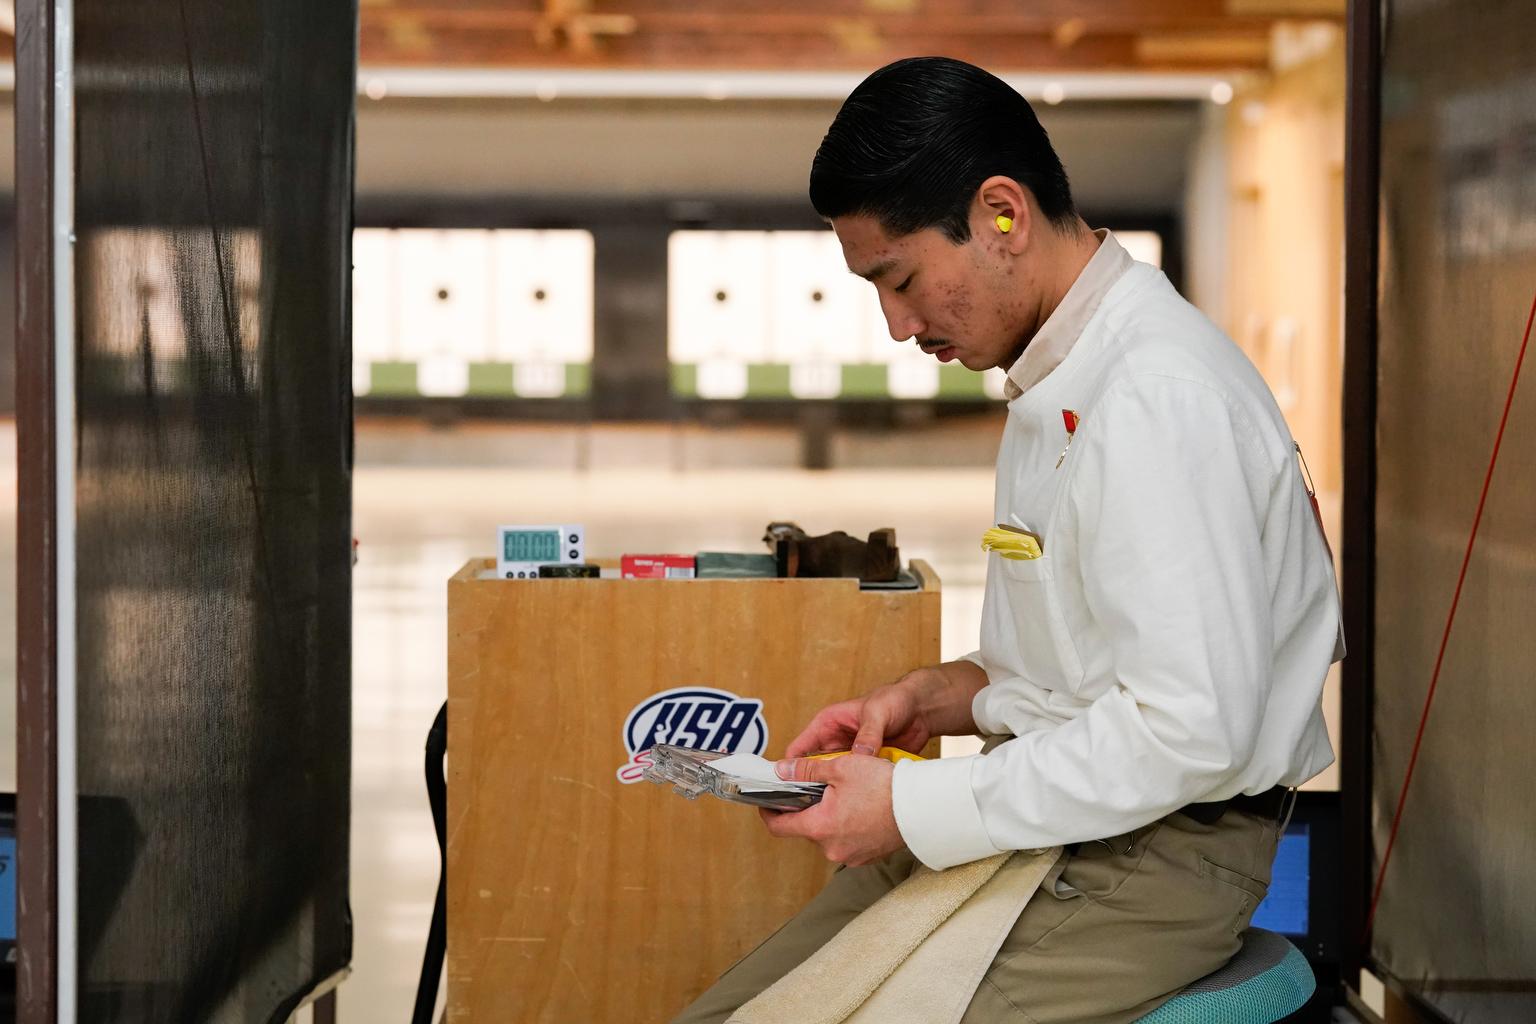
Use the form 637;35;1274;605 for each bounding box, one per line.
996;214;1014;233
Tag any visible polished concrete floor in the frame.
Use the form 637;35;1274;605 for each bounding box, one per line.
0;417;1345;1023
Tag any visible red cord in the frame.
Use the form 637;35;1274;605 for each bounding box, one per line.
1364;289;1536;941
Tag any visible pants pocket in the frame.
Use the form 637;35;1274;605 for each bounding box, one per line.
1198;856;1270;935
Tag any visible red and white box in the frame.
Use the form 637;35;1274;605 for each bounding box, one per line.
621;554;696;580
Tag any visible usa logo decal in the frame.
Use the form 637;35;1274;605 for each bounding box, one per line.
616;686;769;783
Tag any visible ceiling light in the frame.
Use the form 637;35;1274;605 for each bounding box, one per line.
350;68;1241;103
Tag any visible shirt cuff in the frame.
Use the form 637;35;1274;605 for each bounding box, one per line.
971;681;1007;737
891;755;1003;871
955;650;1004;736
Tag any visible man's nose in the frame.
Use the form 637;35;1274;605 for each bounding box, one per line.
880;296;924;343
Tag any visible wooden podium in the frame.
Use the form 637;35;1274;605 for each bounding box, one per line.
445;558;941;1023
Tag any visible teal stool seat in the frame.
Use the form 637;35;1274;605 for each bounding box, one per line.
1133;929;1315;1024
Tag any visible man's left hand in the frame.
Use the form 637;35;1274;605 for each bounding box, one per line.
757;754;905;866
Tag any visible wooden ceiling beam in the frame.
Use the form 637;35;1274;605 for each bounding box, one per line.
357;0;1325;72
1136;31;1271;65
376;11;1283;35
365;0;1328;22
1225;0;1344;14
359;23;1272;71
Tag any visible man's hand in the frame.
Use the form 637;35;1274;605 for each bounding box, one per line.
783;661;989;759
783;680;931;760
757;754;904;866
763;662;988;865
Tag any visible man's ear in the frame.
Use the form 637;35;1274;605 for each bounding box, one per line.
976;176;1030;248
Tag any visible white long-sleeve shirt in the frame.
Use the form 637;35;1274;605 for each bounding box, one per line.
891;233;1340;871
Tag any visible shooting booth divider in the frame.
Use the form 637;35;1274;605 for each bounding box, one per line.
16;0;357;1020
1348;0;1536;1020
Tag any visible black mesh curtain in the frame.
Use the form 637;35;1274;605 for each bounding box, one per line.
71;1;355;1020
1373;0;1536;1018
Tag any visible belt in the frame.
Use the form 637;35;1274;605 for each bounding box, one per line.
1065;786;1294;857
1178;785;1292;826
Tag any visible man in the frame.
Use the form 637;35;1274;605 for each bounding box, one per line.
675;56;1339;1024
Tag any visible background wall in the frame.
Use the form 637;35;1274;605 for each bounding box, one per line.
1185;28;1347;790
354;95;1202;209
0;94;1198;420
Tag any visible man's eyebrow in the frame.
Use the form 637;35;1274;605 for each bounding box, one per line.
851;258;899;282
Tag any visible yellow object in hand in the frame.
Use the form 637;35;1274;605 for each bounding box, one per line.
981;524;1043;560
806;747;926;764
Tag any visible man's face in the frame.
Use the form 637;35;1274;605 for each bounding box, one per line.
832;206;1029;372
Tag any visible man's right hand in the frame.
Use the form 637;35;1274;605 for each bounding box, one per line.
784;679;931;759
784;661;988;758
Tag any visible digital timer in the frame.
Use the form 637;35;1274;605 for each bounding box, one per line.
497;524;585;579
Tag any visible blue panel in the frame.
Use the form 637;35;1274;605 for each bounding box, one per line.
1252;825;1309;936
0;836;14;941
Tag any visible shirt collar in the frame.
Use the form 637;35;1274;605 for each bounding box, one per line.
1003;229;1134;401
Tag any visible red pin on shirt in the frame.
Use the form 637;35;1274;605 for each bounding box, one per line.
1056;410;1080;468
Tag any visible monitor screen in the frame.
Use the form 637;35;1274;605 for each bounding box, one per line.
0;835;13;943
1252;823;1310;936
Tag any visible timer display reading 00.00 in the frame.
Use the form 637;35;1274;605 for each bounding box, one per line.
503;530;561;564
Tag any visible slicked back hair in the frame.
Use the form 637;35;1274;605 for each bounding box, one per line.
810;57;1078;243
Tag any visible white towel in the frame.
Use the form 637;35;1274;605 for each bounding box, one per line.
728;847;1060;1024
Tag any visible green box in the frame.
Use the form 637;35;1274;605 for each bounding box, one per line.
467;362;516;397
671;363;698;397
938;364;987;399
745;363;793;398
369;361;419;397
840;363;889;398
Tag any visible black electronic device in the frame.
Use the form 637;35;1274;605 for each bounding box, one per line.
538;563;600;579
0;792;16;1017
1250;789;1341;967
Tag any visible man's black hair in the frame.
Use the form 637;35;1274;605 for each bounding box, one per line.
809;56;1078;243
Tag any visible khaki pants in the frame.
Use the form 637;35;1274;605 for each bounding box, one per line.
672;808;1280;1024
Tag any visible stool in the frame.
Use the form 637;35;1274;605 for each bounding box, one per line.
1133;929;1315;1024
